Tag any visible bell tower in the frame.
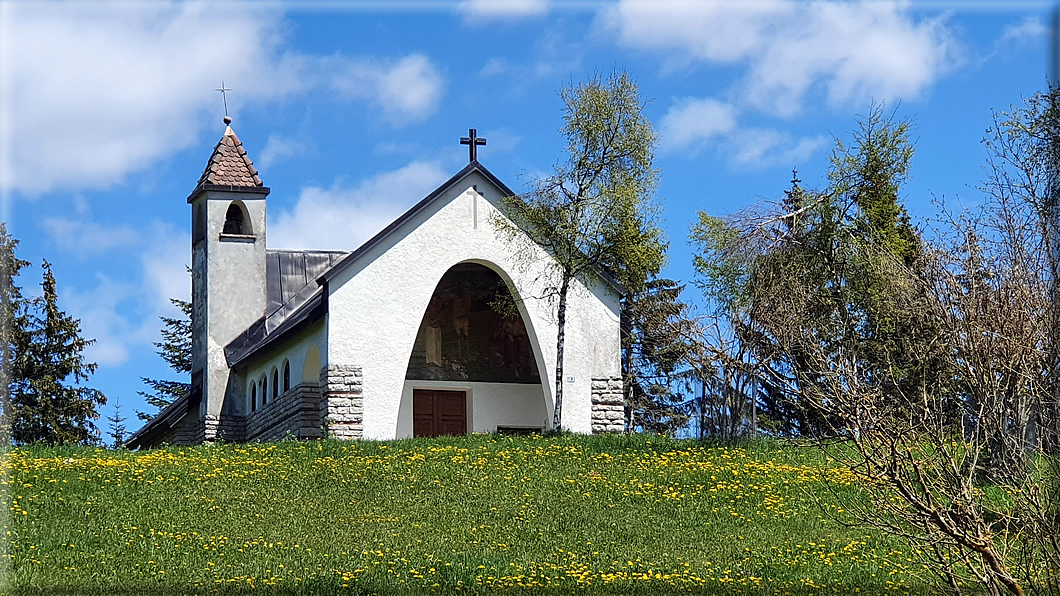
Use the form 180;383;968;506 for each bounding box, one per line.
187;116;269;440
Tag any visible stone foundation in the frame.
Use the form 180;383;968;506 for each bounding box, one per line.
245;383;322;441
591;376;624;434
320;364;364;440
198;414;245;443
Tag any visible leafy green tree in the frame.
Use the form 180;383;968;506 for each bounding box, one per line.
498;71;661;429
692;106;938;436
10;260;106;445
137;297;191;421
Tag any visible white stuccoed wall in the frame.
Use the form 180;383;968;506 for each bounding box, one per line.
325;170;622;439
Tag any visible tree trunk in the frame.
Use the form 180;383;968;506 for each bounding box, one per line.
552;274;571;430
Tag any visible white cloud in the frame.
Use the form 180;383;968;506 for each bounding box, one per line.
61;275;149;367
480;57;510;77
660;98;738;153
658;95;825;167
268;160;450;251
41;218;140;257
532;27;584;79
329;54;445;125
139;223;191;313
476;29;582;82
2;3;447;195
458;0;549;23
728;128;828;169
50;220;188;367
373;142;420;155
2;1;297;195
601;0;958;116
1000;16;1047;45
258;135;308;170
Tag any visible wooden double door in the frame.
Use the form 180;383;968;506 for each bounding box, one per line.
412;389;467;437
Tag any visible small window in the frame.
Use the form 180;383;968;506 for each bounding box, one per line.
272;369;279;399
250;384;257;412
223;203;245;235
261;375;268;406
283;361;291;393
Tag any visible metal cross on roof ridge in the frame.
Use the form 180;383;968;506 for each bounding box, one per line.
460;128;486;163
216;81;232;118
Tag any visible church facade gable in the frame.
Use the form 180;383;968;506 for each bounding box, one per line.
322;168;622;439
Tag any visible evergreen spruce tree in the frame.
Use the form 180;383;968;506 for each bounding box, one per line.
10;260;106;445
0;223;30;445
137;297;191;421
622;278;697;434
106;396;128;448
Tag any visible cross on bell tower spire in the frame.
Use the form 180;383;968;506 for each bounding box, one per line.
460;128;486;163
215;81;232;118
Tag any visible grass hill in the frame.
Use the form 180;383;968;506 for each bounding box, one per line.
2;433;929;594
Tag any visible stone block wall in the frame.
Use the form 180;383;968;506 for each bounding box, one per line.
199;414;245;443
320;364;364;440
591;376;625;434
245;383;322;441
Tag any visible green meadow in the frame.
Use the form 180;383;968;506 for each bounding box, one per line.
3;434;936;594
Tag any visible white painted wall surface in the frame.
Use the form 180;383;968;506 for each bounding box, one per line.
325;170;622;439
396;381;548;438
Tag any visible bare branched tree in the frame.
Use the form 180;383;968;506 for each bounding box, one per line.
692;97;1060;595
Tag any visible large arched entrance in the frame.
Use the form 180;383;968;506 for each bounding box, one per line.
403;262;545;437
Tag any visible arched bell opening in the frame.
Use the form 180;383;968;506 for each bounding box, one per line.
402;262;546;438
222;201;252;236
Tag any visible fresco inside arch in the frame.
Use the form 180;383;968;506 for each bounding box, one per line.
405;264;541;384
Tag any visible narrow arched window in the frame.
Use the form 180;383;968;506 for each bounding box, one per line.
261;375;268;406
283;361;291;393
223;203;245;235
272;369;279;400
250;384;257;412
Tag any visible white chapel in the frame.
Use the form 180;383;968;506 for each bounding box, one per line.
126;118;625;448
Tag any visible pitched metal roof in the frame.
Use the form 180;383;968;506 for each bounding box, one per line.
224;250;348;367
123;391;192;450
266;250;348;317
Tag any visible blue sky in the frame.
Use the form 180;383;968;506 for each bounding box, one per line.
0;0;1053;437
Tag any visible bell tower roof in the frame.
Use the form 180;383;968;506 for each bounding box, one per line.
187;116;269;203
197;116;263;187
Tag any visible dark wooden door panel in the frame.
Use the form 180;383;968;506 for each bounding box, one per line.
412;390;466;437
412;392;436;437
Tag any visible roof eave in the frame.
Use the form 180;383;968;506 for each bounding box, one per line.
226;292;327;367
124;392;192;449
186;183;271;204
